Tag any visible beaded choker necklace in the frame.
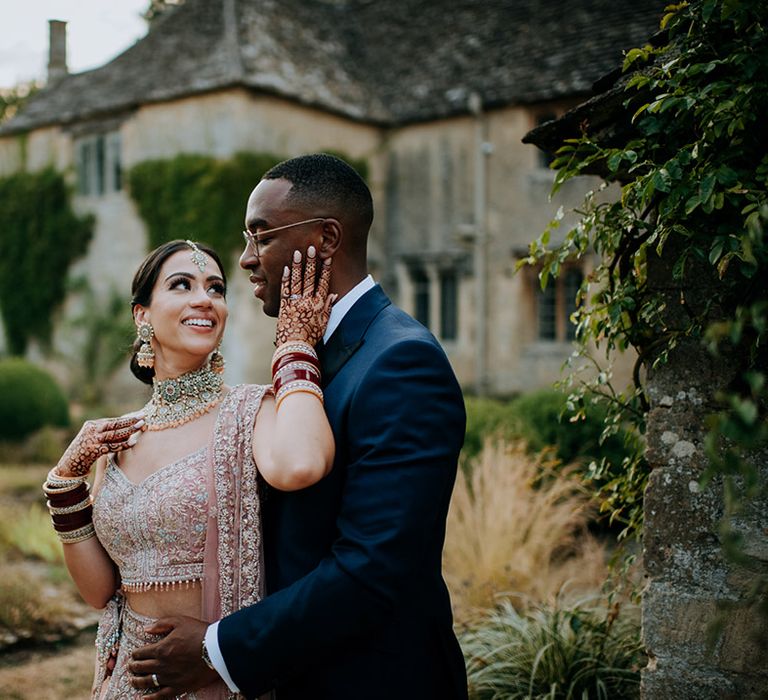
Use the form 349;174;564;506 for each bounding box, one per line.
143;364;224;431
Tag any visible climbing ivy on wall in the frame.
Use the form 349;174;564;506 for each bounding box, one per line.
127;151;284;268
522;0;767;543
127;150;369;271
0;169;93;355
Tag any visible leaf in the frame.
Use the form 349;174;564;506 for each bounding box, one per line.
632;103;651;123
716;165;739;186
623;47;648;71
699;174;716;204
607;153;623;172
733;399;757;426
709;239;725;265
653;168;672;192
660;11;677;29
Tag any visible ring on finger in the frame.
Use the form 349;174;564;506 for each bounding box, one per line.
289;293;301;299
151;673;161;688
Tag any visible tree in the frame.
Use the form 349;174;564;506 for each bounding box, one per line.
0;81;39;125
523;0;768;546
143;0;185;25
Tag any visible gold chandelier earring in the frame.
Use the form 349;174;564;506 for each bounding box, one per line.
136;322;155;369
209;342;225;374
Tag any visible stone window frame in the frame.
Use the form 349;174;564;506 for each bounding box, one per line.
75;131;122;196
533;263;584;343
398;256;465;345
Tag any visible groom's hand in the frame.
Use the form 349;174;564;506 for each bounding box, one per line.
128;616;219;698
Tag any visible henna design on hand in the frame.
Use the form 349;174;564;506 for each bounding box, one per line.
55;414;145;477
275;247;335;347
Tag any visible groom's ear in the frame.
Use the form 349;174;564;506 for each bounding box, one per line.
317;218;342;260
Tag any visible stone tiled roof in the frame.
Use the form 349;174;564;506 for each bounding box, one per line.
2;0;666;134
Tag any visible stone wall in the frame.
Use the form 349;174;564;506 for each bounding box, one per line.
641;256;768;698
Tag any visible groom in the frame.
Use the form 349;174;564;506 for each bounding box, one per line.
130;153;468;698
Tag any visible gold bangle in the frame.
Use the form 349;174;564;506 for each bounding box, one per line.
273;361;321;380
275;382;324;409
44;468;88;492
271;341;318;367
57;523;96;544
47;495;93;515
43;482;90;501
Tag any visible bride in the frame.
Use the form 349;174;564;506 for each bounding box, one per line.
43;239;334;699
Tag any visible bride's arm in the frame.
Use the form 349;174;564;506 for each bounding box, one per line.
61;455;120;608
252;392;334;491
46;414;143;608
252;247;335;491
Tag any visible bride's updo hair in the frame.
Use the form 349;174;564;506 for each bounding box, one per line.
129;240;227;385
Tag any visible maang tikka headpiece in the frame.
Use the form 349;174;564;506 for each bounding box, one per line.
186;240;207;273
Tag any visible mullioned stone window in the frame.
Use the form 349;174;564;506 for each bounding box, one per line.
536;265;582;342
75;132;122;196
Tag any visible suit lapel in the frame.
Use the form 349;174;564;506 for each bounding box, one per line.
320;285;390;386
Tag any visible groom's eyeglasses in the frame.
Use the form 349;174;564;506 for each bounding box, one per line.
242;218;326;258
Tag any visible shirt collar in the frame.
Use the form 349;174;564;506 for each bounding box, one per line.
323;275;375;344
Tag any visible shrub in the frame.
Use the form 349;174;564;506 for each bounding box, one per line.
511;389;633;467
463;396;522;461
462;598;644;699
444;440;606;623
0;359;69;440
464;391;636;469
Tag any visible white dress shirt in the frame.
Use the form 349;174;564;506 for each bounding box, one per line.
205;274;376;692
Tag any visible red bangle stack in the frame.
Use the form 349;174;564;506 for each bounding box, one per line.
43;470;95;544
271;341;323;408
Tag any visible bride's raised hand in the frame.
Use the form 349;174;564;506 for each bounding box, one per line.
275;246;335;347
55;414;145;477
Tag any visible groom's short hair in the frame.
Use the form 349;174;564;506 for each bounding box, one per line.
263;153;373;233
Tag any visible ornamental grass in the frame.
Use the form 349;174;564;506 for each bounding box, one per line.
0;562;74;644
461;598;644;700
0;502;64;565
444;440;607;624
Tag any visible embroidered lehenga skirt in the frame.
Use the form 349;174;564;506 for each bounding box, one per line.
93;594;229;700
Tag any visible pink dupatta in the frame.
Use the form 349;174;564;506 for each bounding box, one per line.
199;382;270;700
202;383;267;624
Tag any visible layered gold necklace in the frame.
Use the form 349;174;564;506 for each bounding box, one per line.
143;363;224;431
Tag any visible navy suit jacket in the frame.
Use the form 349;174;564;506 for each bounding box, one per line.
218;286;468;699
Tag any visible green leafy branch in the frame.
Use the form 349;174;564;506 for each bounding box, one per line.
520;0;768;547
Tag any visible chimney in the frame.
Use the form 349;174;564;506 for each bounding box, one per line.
47;20;68;83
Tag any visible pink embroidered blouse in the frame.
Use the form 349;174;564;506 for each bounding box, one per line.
93;447;210;592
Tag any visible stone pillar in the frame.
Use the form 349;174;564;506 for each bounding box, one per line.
641;255;768;698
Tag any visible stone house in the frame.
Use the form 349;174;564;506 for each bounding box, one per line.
0;0;664;402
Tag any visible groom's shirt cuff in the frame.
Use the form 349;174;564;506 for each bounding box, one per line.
205;622;240;693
